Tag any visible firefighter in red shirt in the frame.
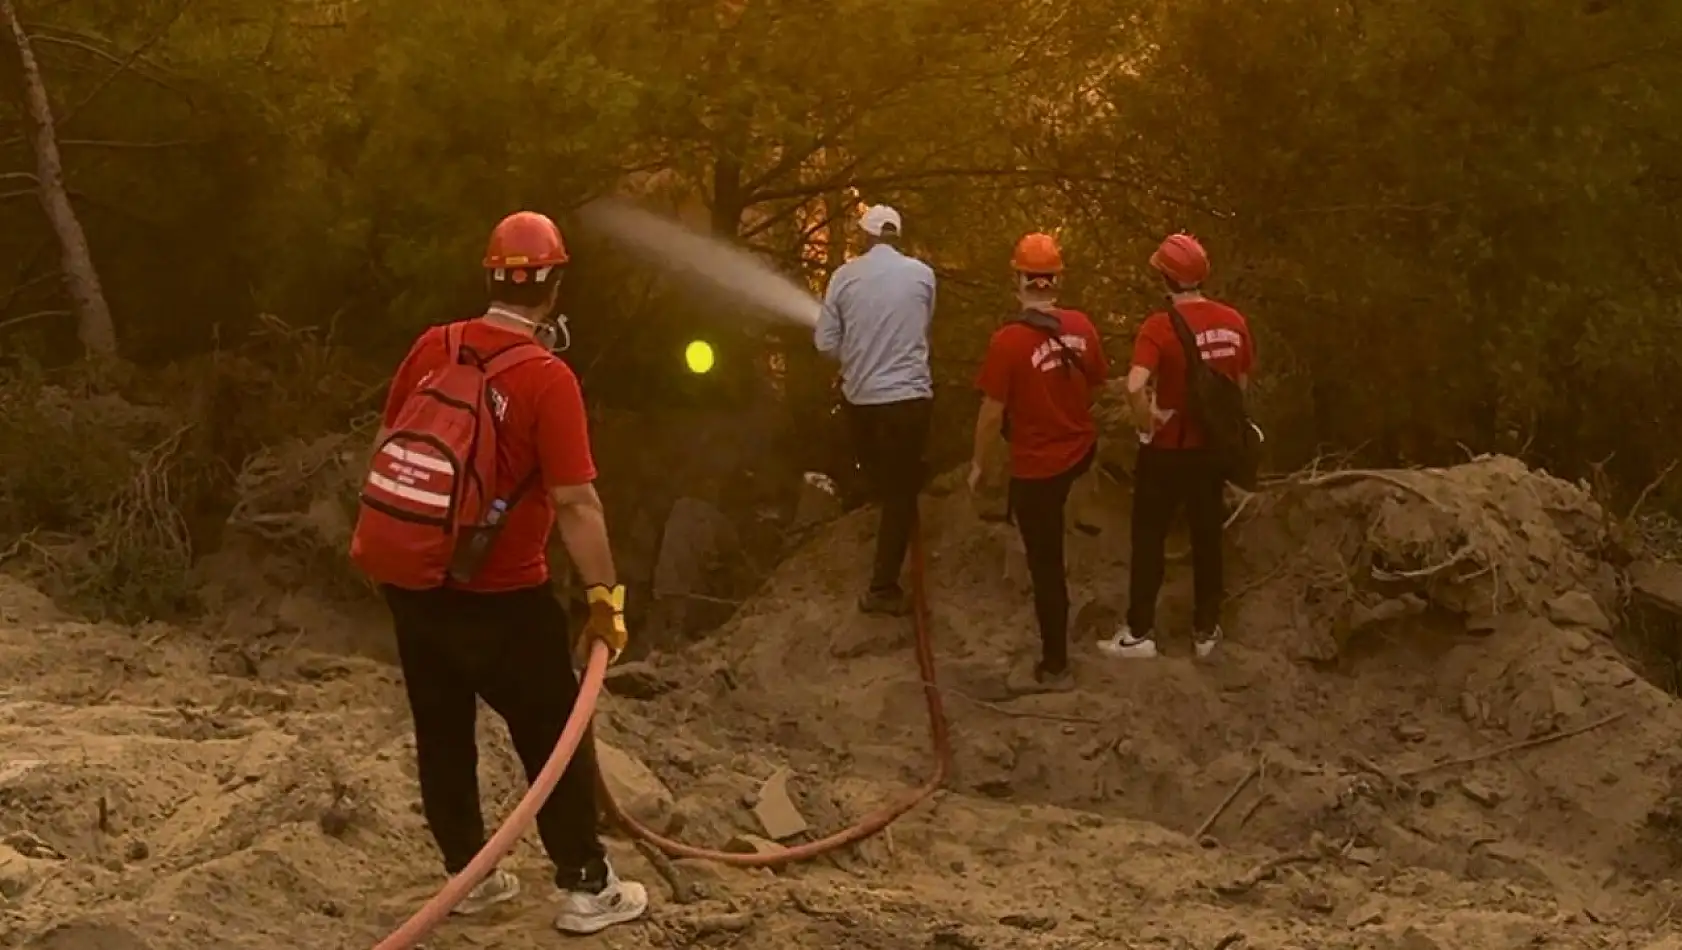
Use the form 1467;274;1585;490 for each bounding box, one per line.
1099;233;1255;661
354;212;647;935
967;233;1108;692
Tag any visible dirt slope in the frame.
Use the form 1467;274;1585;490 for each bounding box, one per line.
4;456;1682;950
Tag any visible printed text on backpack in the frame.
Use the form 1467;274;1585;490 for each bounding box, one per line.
350;325;548;589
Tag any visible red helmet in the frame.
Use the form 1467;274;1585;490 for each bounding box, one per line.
484;211;568;285
1011;232;1064;274
1149;233;1209;287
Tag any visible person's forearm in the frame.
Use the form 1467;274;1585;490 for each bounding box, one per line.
1127;389;1152;428
556;502;616;588
972;402;1004;465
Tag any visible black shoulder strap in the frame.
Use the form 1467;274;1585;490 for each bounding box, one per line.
1165;302;1202;371
1164;303;1203;449
1010;308;1077;376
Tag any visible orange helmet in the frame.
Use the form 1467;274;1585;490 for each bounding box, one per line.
484;211;568;285
1149;233;1209;287
1011;232;1064;274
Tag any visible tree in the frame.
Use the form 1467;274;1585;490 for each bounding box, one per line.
0;0;117;357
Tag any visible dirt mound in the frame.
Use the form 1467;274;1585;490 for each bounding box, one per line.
4;455;1682;949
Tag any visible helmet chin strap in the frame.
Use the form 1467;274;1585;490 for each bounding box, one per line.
485;305;571;353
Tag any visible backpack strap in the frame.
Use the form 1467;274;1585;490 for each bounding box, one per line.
1164;302;1202;450
481;340;550;378
444;322;465;364
1009;308;1078;377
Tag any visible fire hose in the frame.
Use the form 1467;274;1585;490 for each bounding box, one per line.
373;527;952;949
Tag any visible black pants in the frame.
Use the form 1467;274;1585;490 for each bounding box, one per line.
383;583;604;886
1127;445;1225;636
1008;447;1095;672
847;397;933;594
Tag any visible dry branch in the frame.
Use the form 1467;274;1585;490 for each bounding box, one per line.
1195;756;1263;841
1395;711;1629;778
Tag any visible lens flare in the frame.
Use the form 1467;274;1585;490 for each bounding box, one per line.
684;339;715;374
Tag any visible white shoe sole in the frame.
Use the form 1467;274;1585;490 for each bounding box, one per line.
1097;639;1159;659
451;873;521;916
554;881;650;935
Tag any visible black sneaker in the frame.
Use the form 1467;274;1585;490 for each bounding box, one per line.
858;588;911;616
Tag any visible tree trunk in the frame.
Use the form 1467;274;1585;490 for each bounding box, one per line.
0;0;119;358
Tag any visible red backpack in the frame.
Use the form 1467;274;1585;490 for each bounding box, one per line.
350;325;549;589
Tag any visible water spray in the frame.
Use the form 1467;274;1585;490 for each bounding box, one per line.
576;198;823;328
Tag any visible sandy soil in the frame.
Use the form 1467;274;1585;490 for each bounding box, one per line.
4;456;1682;950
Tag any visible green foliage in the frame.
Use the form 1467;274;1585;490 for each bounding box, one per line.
5;0;1682;620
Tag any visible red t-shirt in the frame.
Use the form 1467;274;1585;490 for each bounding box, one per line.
1130;298;1254;449
381;319;597;592
975;308;1109;480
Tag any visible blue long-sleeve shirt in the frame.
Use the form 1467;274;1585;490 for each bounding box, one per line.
814;244;936;406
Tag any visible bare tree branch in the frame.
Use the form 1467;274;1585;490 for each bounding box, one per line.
0;308;68;334
58;137;202;148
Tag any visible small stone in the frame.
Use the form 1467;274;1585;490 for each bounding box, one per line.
123;839;150;862
1557;626;1593;654
1345;846;1381;866
1398;925;1443;950
723;834;786;857
1394;722;1427;742
603;661;676;700
1345;901;1385;928
1464;612;1500;634
1295;888;1335;913
998;913;1057;932
0;844;36;899
1546;591;1611;634
1459;691;1481;723
751;768;809;841
1459;779;1503;807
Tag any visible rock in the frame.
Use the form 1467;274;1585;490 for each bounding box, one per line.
1393;722;1427;742
597;741;674;831
789;472;843;531
751;768;809;841
1345;846;1382;866
0;843;36;899
1345;900;1385;928
604;661;676;700
1397;927;1442;950
1294;888;1335;913
1631;559;1682;615
1458;778;1502;807
1459;691;1483;724
998;913;1057;932
1546;591;1611;633
1557;625;1593;654
25;923;154;950
723;833;786;857
0;759;45;788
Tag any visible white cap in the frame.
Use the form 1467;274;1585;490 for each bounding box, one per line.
859;205;902;237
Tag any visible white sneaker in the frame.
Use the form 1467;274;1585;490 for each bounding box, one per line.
450;868;521;916
1097;625;1159;659
553;863;649;935
1194;626;1223;659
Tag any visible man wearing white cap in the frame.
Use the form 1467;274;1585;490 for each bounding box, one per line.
815;204;937;615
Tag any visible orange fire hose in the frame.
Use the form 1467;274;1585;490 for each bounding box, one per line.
372;527;951;948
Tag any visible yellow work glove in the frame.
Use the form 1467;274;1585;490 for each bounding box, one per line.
577;584;628;668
